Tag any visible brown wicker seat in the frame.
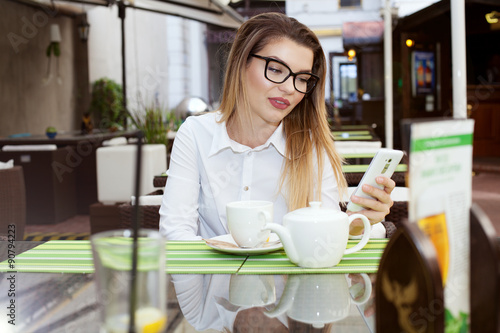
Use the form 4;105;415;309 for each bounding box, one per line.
0;166;26;241
119;204;161;230
345;171;406;187
118;190;163;230
340;200;408;231
153;175;167;188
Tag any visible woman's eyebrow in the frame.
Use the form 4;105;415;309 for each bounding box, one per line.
266;55;313;73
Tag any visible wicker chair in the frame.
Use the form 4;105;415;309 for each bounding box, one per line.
118;190;163;230
0;166;26;241
345;171;406;187
340;200;408;237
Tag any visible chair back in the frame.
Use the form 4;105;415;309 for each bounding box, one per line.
0;166;26;241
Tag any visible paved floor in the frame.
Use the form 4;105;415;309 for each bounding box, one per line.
471;171;500;235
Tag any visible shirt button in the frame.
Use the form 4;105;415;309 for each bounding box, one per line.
243;186;249;191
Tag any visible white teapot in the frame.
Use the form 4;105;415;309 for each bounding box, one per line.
265;274;372;328
262;202;371;268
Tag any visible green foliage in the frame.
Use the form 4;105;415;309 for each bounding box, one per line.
444;309;469;333
46;42;60;57
166;111;183;132
45;126;57;133
128;105;169;146
89;78;125;130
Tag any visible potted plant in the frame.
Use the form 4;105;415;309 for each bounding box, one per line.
45;126;57;139
89;78;125;131
127;104;169;146
128;102;183;168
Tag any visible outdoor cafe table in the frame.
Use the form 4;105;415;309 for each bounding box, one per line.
0;130;138;220
0;239;387;332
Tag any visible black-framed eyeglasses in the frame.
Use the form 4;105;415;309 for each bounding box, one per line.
250;54;319;94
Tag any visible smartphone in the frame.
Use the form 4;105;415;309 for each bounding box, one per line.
346;148;404;212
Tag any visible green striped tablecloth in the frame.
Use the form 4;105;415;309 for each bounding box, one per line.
0;239;387;274
166;240;246;274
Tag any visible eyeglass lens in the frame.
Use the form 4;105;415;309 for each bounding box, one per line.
265;59;317;93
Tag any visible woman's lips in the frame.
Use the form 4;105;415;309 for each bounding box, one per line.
269;97;290;110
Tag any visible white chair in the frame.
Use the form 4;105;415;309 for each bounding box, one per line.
96;144;166;204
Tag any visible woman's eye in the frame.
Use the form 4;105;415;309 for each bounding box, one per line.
297;75;311;83
268;66;282;74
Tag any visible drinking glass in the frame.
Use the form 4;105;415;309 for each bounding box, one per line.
91;229;166;333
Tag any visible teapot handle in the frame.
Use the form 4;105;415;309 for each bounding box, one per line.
344;214;371;255
349;273;372;305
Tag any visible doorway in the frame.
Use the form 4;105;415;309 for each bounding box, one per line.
329;52;358;125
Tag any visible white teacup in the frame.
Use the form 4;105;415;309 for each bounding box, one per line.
229;275;276;307
226;200;273;248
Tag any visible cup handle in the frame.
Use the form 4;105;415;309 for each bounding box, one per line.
344;214;371;255
349;273;372;305
259;211;272;224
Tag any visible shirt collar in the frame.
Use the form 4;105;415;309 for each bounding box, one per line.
209;114;286;157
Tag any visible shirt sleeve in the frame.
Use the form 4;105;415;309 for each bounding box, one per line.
159;120;202;240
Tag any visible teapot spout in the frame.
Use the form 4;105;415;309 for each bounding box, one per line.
262;223;300;265
264;276;300;318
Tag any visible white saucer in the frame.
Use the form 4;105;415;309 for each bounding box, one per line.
206;233;283;255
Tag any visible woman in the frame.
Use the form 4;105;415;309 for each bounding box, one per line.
159;12;394;240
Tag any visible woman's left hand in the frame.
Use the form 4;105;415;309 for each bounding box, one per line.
347;176;395;235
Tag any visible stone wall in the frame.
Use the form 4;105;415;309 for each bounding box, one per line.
0;1;89;137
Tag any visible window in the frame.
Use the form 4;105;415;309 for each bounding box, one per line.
339;63;358;102
339;0;361;8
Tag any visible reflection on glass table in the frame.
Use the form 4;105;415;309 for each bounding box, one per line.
0;241;378;333
172;273;376;333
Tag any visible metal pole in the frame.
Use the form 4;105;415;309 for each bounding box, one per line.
384;0;393;148
119;2;128;128
451;0;467;119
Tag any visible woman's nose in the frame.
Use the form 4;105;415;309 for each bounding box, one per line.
278;76;295;94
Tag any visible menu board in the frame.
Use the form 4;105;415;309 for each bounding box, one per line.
408;118;474;332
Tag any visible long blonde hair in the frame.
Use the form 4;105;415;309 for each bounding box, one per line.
218;12;347;210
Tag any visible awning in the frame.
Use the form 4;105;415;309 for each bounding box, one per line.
128;0;244;29
10;0;244;29
343;21;384;48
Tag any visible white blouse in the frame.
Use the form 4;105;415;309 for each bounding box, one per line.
159;111;340;240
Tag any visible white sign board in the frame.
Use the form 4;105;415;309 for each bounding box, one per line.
409;118;474;331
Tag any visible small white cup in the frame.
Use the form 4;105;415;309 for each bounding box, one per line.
226;200;273;248
229;275;276;307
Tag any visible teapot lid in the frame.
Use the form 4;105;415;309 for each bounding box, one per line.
284;201;342;223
